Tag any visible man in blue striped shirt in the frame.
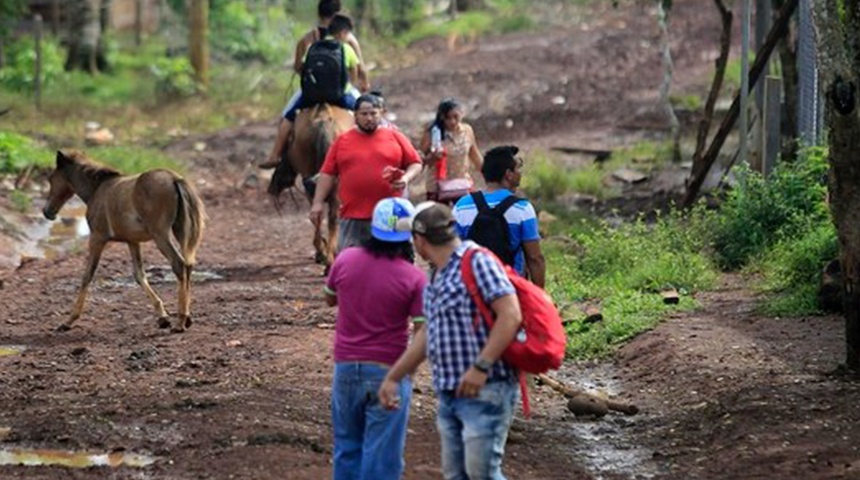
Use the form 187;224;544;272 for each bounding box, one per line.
379;202;523;480
452;145;546;287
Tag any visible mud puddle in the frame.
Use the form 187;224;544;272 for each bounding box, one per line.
0;448;156;468
18;200;89;261
0;345;27;356
556;364;661;479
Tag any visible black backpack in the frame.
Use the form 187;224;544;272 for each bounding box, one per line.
465;192;521;266
301;39;346;105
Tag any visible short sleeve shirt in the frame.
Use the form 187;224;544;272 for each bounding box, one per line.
424;241;518;393
452;190;541;275
321;128;422;219
326;247;426;366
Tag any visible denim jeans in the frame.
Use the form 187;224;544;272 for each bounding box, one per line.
436;380;519;480
332;362;412;480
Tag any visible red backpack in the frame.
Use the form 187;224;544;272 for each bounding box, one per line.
461;247;567;416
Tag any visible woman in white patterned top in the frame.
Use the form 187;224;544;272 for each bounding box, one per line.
418;98;484;203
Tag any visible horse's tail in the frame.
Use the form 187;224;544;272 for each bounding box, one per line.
172;178;207;265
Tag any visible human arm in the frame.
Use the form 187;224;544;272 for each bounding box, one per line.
392;162;423;191
346;33;370;92
310;173;336;227
466;125;483;171
379;326;428;409
456;293;522;398
522;240;546;288
293;32;313;74
324;287;337;306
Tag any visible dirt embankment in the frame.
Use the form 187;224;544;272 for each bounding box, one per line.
3;1;858;479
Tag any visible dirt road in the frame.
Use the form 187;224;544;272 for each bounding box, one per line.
3;1;859;478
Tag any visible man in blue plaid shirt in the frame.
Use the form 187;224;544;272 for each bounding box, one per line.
379;202;523;480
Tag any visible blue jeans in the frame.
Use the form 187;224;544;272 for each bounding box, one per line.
436;380;519;480
332;362;412;480
284;87;359;121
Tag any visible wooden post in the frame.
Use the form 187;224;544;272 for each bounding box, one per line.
34;14;43;110
51;0;61;35
450;0;457;19
763;76;782;178
134;0;143;46
189;0;208;88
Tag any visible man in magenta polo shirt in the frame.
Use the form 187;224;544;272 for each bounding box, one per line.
310;94;422;253
324;197;426;480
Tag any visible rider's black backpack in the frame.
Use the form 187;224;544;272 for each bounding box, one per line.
465;192;521;266
301;39;346;105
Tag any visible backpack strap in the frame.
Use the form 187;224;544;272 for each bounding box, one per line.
494;194;520;215
461;247;532;418
471;191;490;213
461;247;497;331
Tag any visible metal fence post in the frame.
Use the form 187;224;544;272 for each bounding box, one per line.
763;76;782;178
797;0;819;145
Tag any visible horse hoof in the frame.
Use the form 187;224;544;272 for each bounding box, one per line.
314;252;326;264
183;316;193;329
56;324;71;332
157;317;171;329
170;326;185;333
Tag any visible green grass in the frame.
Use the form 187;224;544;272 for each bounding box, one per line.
83;145;185;174
544;208;718;359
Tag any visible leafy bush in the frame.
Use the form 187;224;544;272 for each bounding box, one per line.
151;57;198;99
0;132;53;173
751;220;837;316
0;38;65;92
712;147;829;269
210;2;284;63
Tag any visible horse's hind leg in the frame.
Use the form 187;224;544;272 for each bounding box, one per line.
325;197;339;266
59;236;107;332
128;242;170;328
151;234;191;333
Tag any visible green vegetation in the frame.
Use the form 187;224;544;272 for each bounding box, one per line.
521;141;674;202
711;147;829;270
82;145;185;174
545;209;717;359
535;146;833;358
0;132;54;173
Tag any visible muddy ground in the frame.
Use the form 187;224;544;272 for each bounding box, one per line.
2;1;860;478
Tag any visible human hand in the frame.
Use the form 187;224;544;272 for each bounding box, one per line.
309;203;323;228
455;367;488;398
378;378;401;410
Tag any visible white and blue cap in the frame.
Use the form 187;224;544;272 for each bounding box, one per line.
371;197;416;242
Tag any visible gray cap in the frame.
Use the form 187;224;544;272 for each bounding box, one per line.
412;202;457;244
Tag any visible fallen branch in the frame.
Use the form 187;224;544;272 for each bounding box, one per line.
0;107;10;117
537;373;639;416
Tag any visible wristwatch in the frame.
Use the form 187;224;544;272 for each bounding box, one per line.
473;357;493;373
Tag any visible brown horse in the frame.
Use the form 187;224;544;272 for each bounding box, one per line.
43;150;206;333
268;103;352;266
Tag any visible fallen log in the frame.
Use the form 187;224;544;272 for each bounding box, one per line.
537;373;639;416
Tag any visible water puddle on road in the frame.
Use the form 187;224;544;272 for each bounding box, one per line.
0;345;26;357
554;364;661;479
0;448;156;468
18;201;90;261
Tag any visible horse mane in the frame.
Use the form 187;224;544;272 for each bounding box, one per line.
61;150;122;182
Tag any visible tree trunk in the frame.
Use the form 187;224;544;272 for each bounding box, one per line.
189;0;208;88
65;0;107;73
812;0;860;371
772;0;799;161
456;0;485;11
656;0;681;162
691;0;732;170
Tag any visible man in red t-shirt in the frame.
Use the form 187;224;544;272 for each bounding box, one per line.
310;94;422;252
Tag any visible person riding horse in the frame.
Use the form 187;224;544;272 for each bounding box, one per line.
260;13;362;170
